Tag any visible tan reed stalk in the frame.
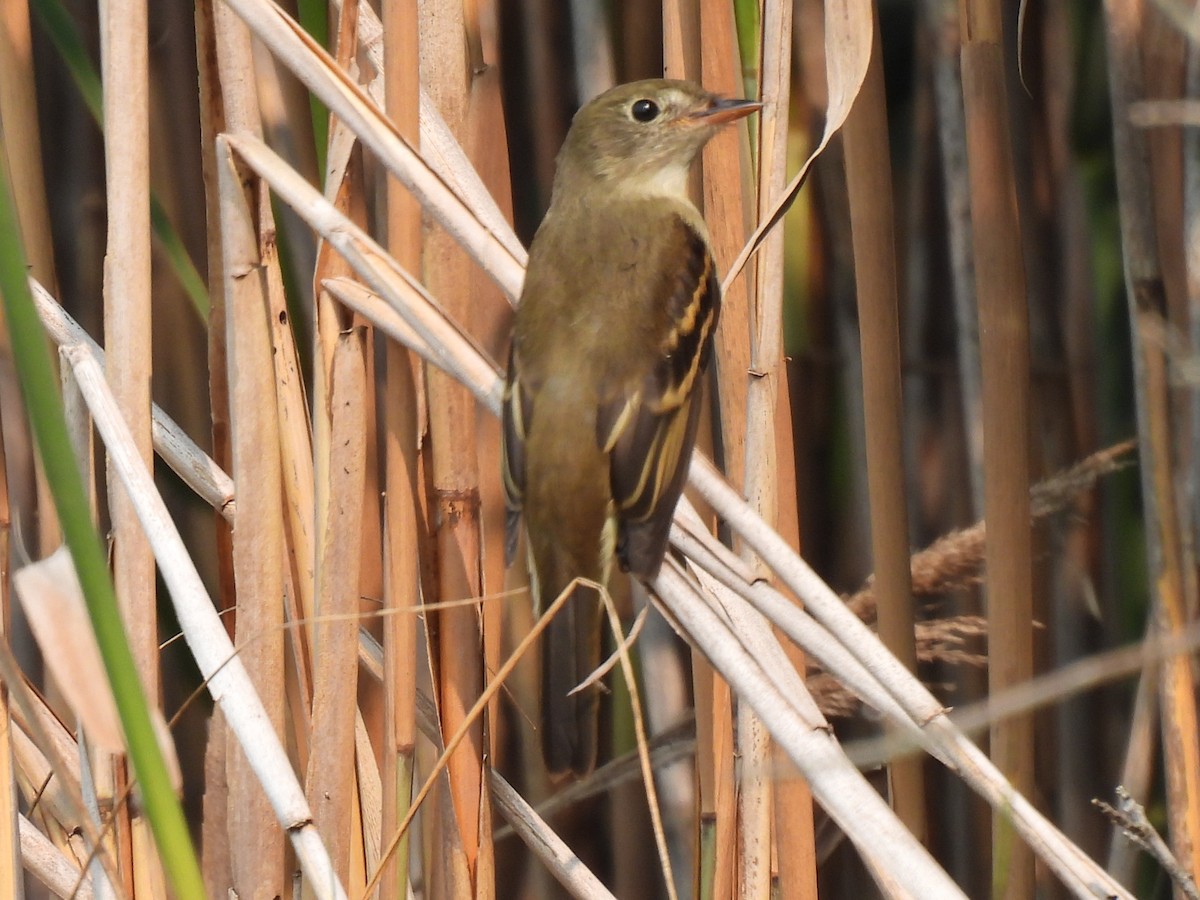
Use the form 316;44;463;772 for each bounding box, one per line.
305;7;374;884
212;14;289;888
923;0;986;517
463;40;515;900
840;5;926;841
420;2;490;886
307;328;369;886
736;0;806;894
97;0;159;891
190;13;243;876
1;0;61;561
99;0;154;689
664;0;702;82
193;0;239;655
0;1;56;291
380;0;424;896
1103;0;1200;886
698;3;758;894
1107;659;1160;884
959;0;1037;893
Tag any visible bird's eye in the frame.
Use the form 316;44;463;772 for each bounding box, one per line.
631;99;660;122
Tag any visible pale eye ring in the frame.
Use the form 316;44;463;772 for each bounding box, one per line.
631;99;660;122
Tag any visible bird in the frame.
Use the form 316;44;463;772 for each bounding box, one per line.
501;79;760;777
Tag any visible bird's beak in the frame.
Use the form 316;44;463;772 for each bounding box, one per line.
690;96;762;126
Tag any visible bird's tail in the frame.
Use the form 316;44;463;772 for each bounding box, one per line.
538;573;604;778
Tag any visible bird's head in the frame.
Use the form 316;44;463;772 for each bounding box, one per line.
554;79;760;200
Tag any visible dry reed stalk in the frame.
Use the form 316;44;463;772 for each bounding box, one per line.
9;681;95;841
421;1;489;884
700;0;753;501
759;25;820;900
840;4;925;842
461;3;516;831
739;1;823;895
234;18;321;793
269;284;318;731
0;0;59;574
738;0;789;892
20;812;96;900
308;10;376;879
0;47;22;861
0;0;56;290
307;329;369;885
355;709;383;880
206;8;284;892
98;0;159;892
333;0;387;658
194;0;238;656
1104;0;1200;886
664;0;702;83
653;563;968;898
959;0;1036;893
686;459;1131;897
720;21;879;889
923;0;984;519
31;286;236;517
1107;659;1160;883
225;0;526;298
697;3;755;883
216;144;290;894
2;647;118;894
380;0;424;896
99;0;155;690
1142;14;1200;894
766;397;816;899
200;709;231;893
489;770;616;900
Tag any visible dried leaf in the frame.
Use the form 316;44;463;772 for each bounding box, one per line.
13;548;182;791
723;0;874;291
15;548;123;753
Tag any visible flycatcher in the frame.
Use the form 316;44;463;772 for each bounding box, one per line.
502;79;760;776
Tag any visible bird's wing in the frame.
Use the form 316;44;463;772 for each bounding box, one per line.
596;218;720;578
501;343;534;566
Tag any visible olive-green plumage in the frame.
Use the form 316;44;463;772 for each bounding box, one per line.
502;79;759;776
